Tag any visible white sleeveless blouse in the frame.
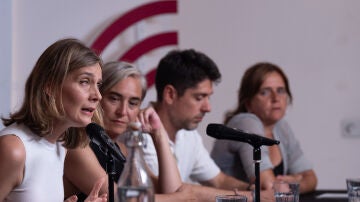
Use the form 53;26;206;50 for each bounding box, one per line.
0;123;66;202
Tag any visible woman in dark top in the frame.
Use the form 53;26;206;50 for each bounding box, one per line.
64;61;195;201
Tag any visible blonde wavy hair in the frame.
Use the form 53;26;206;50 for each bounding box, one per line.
2;38;104;149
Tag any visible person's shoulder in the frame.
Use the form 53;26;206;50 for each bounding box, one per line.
230;113;261;122
0;134;26;167
177;129;200;137
66;143;92;158
275;118;294;138
0;123;33;138
176;129;202;143
276;118;290;127
228;113;262;127
275;118;292;132
0;134;25;191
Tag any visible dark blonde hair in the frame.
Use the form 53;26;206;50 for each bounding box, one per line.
2;38;103;148
224;62;293;124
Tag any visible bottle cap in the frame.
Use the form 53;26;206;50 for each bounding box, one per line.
129;122;141;131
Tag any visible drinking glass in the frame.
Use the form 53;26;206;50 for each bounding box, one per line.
347;178;360;202
273;181;299;202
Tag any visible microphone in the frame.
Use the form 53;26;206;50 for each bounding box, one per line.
86;123;126;162
206;123;280;147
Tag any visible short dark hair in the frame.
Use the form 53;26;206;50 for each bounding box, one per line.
155;49;221;101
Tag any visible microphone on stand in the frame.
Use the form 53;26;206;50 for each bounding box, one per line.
207;123;279;202
206;123;280;147
86;122;126;162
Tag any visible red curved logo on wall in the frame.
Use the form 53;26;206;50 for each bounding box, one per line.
91;0;178;88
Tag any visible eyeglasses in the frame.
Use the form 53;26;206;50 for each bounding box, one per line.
258;87;287;97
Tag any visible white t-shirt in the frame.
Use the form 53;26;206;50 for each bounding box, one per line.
142;129;220;183
0;123;66;202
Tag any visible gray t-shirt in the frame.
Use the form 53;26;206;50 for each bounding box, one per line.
210;113;313;182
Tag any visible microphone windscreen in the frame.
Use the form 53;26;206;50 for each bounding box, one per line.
206;123;223;138
86;122;103;139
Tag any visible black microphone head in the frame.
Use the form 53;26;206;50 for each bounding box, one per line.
206;123;280;147
86;122;127;162
85;122;104;139
206;123;223;138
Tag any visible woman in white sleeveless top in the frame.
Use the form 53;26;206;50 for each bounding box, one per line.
0;38;107;202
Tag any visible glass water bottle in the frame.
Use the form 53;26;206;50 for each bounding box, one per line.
116;122;154;202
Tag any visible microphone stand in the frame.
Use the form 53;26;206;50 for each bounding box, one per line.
86;123;127;202
249;141;279;202
205;124;279;202
244;139;279;202
90;140;125;202
253;145;261;202
107;150;116;202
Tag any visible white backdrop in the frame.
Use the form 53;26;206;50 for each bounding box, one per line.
0;0;11;119
1;0;360;190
